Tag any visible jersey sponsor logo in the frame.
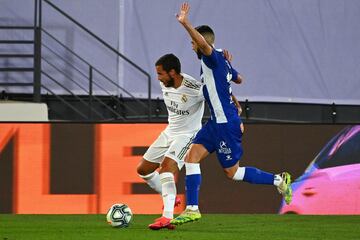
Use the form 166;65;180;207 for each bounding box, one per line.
167;100;190;115
170;101;178;108
218;141;232;154
166;105;190;115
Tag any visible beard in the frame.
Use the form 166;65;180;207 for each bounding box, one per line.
164;77;175;87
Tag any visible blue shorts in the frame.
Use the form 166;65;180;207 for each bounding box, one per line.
192;117;243;168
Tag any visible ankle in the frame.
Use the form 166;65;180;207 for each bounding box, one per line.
186;205;199;211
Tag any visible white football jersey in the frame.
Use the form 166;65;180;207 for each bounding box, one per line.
161;73;204;136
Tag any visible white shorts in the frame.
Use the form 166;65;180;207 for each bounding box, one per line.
143;131;194;170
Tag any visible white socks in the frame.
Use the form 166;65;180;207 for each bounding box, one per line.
160;172;176;219
273;174;282;187
185;162;201;175
232;167;246;181
140;171;177;219
139;171;162;193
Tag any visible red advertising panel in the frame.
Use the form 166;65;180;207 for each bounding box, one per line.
0;123;185;214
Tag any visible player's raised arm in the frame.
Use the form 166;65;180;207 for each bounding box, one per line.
176;2;212;56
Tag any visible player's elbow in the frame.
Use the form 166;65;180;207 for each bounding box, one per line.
234;74;243;84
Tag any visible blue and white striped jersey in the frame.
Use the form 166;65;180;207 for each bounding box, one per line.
200;48;240;123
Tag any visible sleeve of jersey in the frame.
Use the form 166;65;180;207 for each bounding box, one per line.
202;49;218;69
231;67;239;81
198;85;205;101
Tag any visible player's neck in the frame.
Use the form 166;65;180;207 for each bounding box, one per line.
173;74;183;89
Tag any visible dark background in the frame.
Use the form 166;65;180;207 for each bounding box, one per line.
132;124;347;213
190;124;345;213
0;123;346;213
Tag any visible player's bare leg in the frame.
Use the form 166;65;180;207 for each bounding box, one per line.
137;158;162;193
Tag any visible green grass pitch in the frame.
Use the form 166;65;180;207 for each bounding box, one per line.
1;214;359;240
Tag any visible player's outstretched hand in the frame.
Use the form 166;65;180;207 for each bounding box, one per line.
176;2;190;25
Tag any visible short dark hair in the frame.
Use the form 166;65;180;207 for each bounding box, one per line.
155;54;181;74
195;25;215;43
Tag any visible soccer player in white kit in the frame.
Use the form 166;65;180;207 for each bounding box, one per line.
137;53;205;230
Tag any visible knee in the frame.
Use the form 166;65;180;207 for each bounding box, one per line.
159;158;178;175
184;144;208;164
223;169;234;179
184;152;197;163
223;167;239;180
184;153;191;163
136;160;151;176
136;164;146;176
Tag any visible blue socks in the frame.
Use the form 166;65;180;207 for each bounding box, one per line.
185;162;201;206
184;164;274;207
243;167;274;185
185;174;201;205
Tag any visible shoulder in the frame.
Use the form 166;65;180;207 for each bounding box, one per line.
213;48;224;60
202;48;224;67
202;48;223;58
181;73;202;91
215;48;223;54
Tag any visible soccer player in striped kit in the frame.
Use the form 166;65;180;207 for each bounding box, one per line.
171;2;292;225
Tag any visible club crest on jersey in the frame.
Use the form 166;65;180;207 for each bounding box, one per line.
181;94;188;103
226;72;233;82
218;141;231;154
